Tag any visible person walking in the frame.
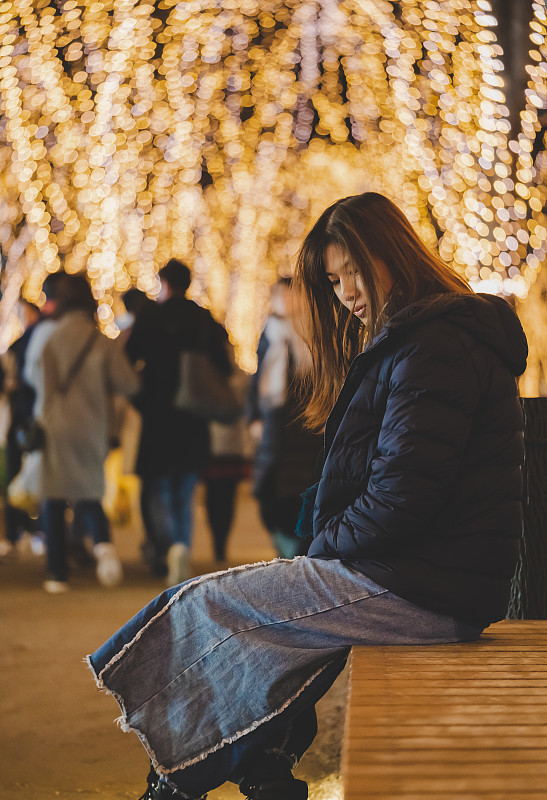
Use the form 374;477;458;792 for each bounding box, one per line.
126;259;232;585
2;272;65;556
203;341;252;564
25;274;139;593
1;299;43;556
247;277;320;558
88;193;527;800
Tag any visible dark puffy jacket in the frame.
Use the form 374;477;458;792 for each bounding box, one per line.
127;296;231;477
308;292;528;628
248;326;320;500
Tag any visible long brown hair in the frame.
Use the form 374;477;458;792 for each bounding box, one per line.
294;192;471;430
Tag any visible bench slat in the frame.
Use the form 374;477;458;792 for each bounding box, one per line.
342;620;547;799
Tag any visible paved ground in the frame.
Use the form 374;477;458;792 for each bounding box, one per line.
0;481;346;800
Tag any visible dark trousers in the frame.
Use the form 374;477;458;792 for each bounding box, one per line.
140;472;199;559
204;476;239;561
42;499;110;581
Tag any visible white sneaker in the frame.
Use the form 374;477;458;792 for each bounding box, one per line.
43;579;70;594
166;543;191;586
30;534;46;557
93;542;123;587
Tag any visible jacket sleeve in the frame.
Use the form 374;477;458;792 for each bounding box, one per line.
23;322;53;392
246;331;269;422
207;316;232;375
308;335;483;560
125;308;150;365
106;339;141;397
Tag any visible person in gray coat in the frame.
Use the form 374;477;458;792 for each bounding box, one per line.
25;274;140;593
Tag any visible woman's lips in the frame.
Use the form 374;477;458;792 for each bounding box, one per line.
354;305;366;318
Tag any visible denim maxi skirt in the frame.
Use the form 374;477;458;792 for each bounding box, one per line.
87;556;481;796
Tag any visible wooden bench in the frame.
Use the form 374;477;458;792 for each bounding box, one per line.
342;398;547;797
342;619;547;800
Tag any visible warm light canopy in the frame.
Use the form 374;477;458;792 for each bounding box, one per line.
0;0;545;368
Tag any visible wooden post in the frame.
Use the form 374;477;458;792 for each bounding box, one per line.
508;397;547;619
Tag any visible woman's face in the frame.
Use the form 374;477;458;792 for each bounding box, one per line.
324;243;393;325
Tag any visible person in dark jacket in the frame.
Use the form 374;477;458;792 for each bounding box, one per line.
1;299;42;556
87;193;527;800
1;273;64;557
247;278;320;558
126;259;231;585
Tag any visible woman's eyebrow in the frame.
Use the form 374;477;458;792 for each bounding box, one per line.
326;261;352;276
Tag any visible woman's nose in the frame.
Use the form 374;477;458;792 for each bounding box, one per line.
340;276;355;302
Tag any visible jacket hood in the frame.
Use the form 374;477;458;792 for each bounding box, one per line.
376;292;528;377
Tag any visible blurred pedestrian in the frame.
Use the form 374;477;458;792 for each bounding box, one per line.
24;274;139;593
203;342;252;564
117;288;153;345
0;299;43;557
14;273;79;559
99;289;153;534
247;277;320;558
2;273;65;557
126;259;231;585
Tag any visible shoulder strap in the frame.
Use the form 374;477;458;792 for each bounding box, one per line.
58;328;98;395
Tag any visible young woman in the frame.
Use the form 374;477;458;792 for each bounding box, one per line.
88;193;527;800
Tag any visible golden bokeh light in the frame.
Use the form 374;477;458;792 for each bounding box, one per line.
0;0;545;369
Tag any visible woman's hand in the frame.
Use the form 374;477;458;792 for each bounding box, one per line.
249;420;264;445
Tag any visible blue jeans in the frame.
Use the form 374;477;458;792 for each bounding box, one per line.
43;499;110;581
140;472;199;557
88;557;483;797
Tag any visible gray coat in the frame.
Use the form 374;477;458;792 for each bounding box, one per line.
25;311;139;501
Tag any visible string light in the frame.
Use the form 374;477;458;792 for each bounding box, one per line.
0;0;545;369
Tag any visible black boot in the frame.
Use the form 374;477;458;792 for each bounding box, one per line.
138;767;207;800
239;778;308;800
238;754;308;800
